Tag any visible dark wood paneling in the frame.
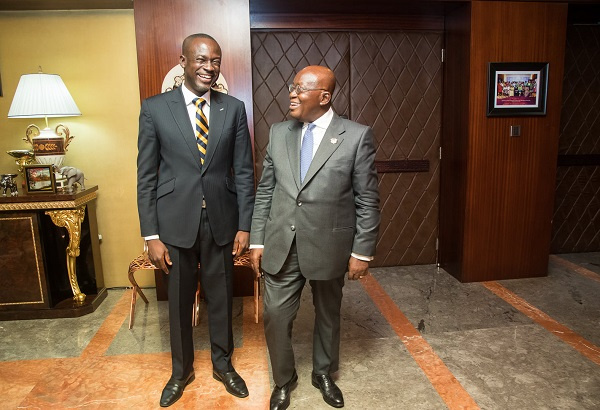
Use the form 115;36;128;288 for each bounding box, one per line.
249;0;469;16
251;14;444;30
375;160;430;173
0;215;48;308
133;0;254;140
551;166;600;253
552;22;600;253
439;3;470;278
252;30;442;267
461;1;568;281
0;188;107;319
0;0;132;9
557;155;600;167
350;32;443;266
251;31;351;180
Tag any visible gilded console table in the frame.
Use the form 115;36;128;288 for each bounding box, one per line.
0;186;105;320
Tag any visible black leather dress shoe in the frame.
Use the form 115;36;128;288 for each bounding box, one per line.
159;371;195;407
311;372;344;408
270;371;298;410
213;369;249;398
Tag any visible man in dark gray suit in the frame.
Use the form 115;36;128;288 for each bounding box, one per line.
137;33;254;407
250;65;380;410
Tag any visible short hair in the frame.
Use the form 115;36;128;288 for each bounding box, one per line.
182;33;219;54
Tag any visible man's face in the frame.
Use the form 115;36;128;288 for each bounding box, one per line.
289;70;326;123
180;37;221;96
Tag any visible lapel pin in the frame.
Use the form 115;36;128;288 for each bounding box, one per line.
220;108;224;111
330;138;338;144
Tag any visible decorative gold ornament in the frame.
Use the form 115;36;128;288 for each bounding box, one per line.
6;149;36;184
46;206;87;304
0;191;97;212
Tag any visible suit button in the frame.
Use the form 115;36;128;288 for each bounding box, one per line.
290;225;296;231
297;201;302;206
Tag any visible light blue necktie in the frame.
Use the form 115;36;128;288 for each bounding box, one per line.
300;123;315;182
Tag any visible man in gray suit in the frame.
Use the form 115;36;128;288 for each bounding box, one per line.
137;33;254;407
250;65;380;410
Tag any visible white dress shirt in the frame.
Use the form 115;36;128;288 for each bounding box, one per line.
302;107;333;157
181;83;211;128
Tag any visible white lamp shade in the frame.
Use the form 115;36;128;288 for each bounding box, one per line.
8;73;81;118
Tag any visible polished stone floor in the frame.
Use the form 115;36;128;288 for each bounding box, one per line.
1;253;599;409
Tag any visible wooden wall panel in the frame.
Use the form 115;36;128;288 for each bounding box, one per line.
251;30;443;268
133;0;254;139
0;215;49;309
251;14;444;30
350;32;443;267
551;24;600;253
461;1;568;281
439;3;470;278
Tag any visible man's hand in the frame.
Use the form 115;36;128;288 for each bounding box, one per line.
347;256;369;280
250;248;263;280
147;239;172;274
232;231;250;257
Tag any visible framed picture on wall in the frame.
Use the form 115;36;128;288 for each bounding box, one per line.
487;62;549;116
24;165;56;194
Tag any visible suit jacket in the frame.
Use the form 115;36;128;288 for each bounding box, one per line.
250;114;380;280
137;87;255;248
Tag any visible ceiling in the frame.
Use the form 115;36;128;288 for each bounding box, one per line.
0;0;597;23
0;0;132;10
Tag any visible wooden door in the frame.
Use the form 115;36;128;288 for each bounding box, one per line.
251;30;443;266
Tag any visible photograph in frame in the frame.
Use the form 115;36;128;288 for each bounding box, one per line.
24;164;56;194
487;62;549;116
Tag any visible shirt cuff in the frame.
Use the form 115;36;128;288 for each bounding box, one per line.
144;235;160;240
351;252;373;262
249;246;369;260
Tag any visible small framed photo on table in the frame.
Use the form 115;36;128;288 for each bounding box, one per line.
24;164;56;194
487;62;549;117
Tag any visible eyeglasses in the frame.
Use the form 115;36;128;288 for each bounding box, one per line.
288;84;327;94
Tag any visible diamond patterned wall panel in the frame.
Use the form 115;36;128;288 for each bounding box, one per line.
251;32;350;180
251;30;442;267
558;25;600;155
350;32;443;266
552;25;600;253
551;166;600;252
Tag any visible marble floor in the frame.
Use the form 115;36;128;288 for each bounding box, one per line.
1;253;599;409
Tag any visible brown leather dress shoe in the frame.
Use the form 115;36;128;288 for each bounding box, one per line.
270;371;298;410
213;369;249;398
159;371;195;407
311;372;344;408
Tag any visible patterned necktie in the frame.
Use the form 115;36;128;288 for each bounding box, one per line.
300;123;315;182
193;98;209;165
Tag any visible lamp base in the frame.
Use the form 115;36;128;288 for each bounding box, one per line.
23;124;74;171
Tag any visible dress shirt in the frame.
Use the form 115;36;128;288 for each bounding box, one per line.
250;108;373;262
302;107;333;157
144;84;211;241
181;83;211;128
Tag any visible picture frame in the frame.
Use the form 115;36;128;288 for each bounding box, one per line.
487;62;549;117
24;165;56;194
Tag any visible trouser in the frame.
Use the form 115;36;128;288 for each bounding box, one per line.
165;209;235;379
263;241;345;387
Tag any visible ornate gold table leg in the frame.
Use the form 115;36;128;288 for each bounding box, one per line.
46;206;87;304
